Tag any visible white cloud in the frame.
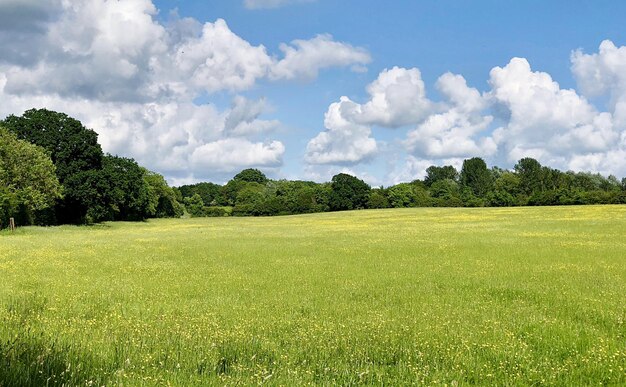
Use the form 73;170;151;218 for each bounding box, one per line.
243;0;315;10
488;57;619;166
0;0;370;182
190;138;285;173
389;156;433;185
169;19;273;95
0;83;283;181
405;72;496;159
0;0;370;102
321;43;626;182
270;34;371;81
571;40;626;129
304;67;435;167
305;97;377;165
224;96;279;136
341;67;434;128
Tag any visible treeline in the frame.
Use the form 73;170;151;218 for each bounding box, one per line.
2;109;626;228
176;157;626;218
0;109;182;228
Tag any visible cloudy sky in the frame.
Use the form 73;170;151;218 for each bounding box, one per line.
1;0;626;185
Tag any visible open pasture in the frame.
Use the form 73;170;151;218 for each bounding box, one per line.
1;206;625;385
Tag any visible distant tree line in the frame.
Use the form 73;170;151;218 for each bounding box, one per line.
175;157;626;218
0;109;182;228
2;109;625;228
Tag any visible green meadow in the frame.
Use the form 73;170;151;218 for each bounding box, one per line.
1;206;625;385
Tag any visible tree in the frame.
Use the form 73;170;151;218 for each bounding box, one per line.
329;173;370;211
102;155;154;221
273;180;322;214
460;157;493;197
368;189;390;209
184;194;205;217
232;168;268;184
429;179;463;207
219;179;249;206
143;170;183;218
424;165;458;186
78;155;153;222
386;183;430;208
233;183;266;216
177;182;222;206
514;158;543;195
487;171;521;206
0;127;62;227
2;109;104;223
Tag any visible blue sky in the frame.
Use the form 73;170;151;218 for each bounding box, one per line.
1;0;626;185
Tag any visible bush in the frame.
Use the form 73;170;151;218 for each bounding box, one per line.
204;206;232;217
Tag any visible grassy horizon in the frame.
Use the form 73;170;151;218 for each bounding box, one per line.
1;206;625;385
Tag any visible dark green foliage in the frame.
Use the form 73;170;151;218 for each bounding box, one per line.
329;173;370;211
272;180;328;214
424;165;458;186
175;157;626;219
86;155;154;222
2;109;103;182
459;157;493;197
514;157;543;195
0;127;63;227
184;194;205;217
368;189;390;209
387;183;430;208
460;187;485;207
219;179;249;206
143;170;183;218
204;206;232;217
178;182;221;206
2;109;104;224
0;109;188;225
232;168;268;184
233;183;266;216
430;179;463;207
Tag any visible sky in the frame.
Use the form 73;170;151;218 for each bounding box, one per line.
1;0;626;186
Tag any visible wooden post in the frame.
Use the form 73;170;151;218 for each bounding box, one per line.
9;217;15;231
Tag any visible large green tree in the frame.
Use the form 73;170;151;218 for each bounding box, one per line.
177;182;222;206
460;157;493;197
143;170;183;218
329;173;370;211
2;109;104;223
514;157;544;196
232;168;268;184
424;165;458;186
0;127;62;227
387;183;430;208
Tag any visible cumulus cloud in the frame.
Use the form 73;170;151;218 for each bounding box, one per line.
0;0;370;182
396;51;626;181
224;96;280;136
330;67;434;128
312;41;626;183
270;34;371;81
304;67;435;166
0;81;284;181
191;138;285;172
571;40;626;129
489;57;619;165
243;0;315;10
305;97;377;165
405;73;496;159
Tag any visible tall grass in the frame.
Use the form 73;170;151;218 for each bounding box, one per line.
1;206;625;385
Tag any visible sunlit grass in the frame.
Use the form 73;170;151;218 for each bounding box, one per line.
1;206;625;385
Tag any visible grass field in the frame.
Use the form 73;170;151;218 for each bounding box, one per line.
1;206;625;385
